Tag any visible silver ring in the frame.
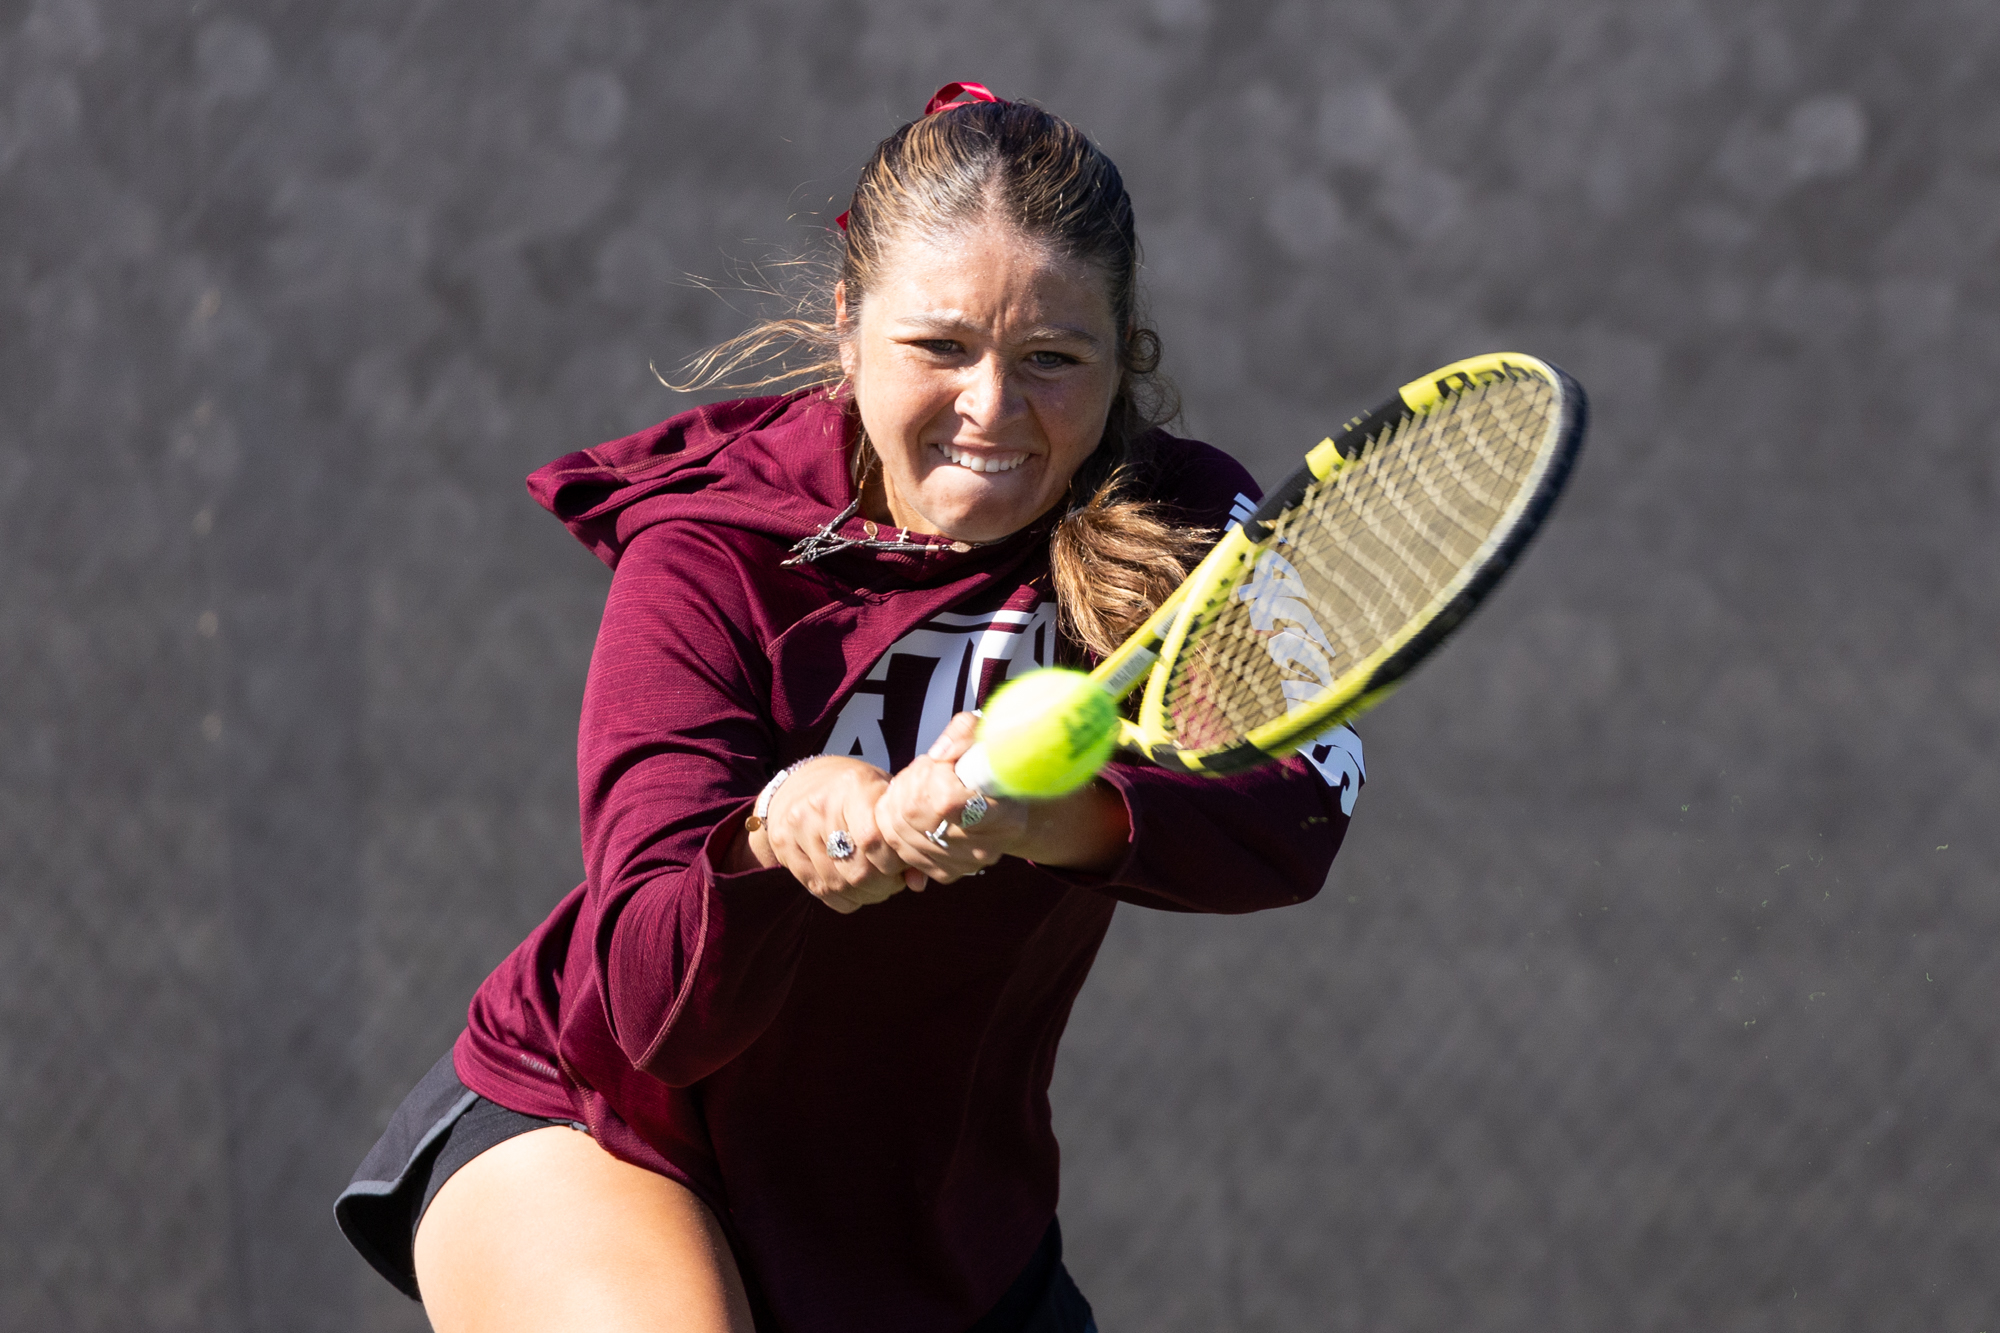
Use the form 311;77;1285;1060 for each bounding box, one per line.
924;820;952;850
958;791;990;829
825;830;855;860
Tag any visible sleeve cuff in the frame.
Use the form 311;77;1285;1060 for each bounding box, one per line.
699;795;812;897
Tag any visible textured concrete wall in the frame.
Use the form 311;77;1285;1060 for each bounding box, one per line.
3;1;1995;1329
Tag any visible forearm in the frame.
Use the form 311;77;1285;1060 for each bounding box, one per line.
576;534;820;1078
596;818;817;1085
1009;780;1130;873
1048;756;1350;913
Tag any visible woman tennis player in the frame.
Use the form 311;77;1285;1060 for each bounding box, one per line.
337;82;1359;1333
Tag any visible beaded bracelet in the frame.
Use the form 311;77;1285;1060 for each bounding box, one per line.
743;758;817;833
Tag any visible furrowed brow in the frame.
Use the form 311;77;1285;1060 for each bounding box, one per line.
891;312;980;335
888;314;1103;348
1019;326;1102;348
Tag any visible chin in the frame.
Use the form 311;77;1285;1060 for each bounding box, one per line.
929;509;1020;544
925;478;1049;543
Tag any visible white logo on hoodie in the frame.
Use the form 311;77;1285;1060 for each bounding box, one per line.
821;602;1058;770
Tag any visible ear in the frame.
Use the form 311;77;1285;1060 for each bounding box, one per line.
835;281;858;379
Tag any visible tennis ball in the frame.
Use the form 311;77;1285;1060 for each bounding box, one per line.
975;667;1119;798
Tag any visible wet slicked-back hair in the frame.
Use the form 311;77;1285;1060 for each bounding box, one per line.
680;96;1207;659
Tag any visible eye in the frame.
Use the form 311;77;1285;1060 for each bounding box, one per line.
1027;350;1079;369
912;339;963;357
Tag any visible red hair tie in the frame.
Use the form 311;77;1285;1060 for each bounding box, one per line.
837;81;1005;231
923;81;1001;115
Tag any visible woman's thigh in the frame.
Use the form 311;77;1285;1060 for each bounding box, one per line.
413;1125;755;1333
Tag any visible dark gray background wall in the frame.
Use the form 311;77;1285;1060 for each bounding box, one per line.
4;0;1995;1328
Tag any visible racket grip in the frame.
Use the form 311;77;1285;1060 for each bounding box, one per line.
954;743;999;797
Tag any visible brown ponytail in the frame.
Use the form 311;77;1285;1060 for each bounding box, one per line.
671;93;1209;660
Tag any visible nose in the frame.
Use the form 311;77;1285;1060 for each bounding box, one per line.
956;354;1023;431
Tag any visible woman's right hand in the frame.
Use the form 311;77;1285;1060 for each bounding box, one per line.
741;757;924;914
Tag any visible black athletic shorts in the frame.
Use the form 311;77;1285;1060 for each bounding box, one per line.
336;1050;1098;1332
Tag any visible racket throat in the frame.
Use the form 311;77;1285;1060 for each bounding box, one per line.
1097;646;1157;699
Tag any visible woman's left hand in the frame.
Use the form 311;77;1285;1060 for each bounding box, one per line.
874;712;1027;884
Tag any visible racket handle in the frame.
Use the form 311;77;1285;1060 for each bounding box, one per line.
954;743;998;797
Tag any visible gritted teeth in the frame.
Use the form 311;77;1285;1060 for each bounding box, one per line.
939;445;1027;474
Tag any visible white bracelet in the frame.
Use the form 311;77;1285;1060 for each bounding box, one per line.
745;758;816;832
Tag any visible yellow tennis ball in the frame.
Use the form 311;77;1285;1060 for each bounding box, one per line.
976;668;1119;798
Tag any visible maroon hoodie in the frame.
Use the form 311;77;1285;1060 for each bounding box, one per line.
455;389;1358;1331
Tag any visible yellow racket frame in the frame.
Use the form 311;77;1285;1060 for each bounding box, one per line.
1090;351;1584;774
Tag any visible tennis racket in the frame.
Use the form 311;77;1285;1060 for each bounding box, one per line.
955;351;1588;794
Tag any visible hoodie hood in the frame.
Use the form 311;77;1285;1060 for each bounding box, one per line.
528;389;1054;576
527;391;853;568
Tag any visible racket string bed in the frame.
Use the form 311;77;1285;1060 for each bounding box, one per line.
1157;375;1559;753
1366;418;1482;570
1358;383;1540;573
1316;425;1466;622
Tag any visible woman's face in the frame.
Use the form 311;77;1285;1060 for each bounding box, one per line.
840;217;1122;544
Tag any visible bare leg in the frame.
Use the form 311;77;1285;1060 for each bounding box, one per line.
413;1125;755;1333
